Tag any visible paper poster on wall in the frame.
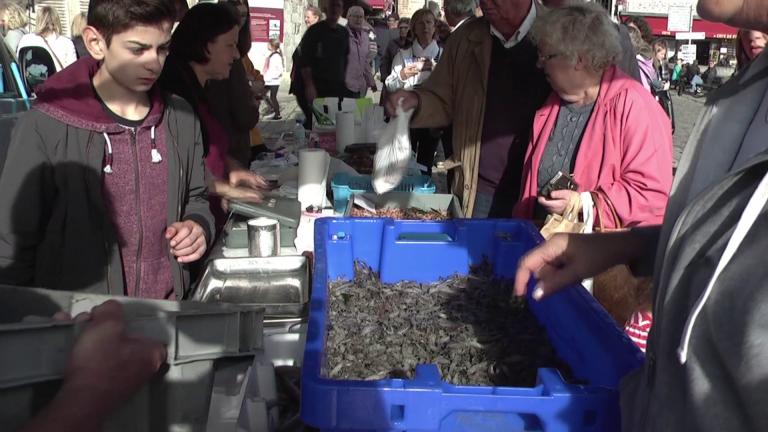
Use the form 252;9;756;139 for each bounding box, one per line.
268;19;281;40
680;44;697;64
250;7;284;43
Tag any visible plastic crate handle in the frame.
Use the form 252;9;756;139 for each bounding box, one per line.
0;310;264;389
396;232;453;241
388;220;460;243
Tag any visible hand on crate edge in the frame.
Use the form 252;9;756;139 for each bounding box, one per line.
63;300;167;414
16;301;166;432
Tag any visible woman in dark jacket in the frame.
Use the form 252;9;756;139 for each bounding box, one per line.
160;3;265;231
206;0;261;168
379;17;409;107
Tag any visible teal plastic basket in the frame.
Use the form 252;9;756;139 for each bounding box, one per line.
331;172;436;213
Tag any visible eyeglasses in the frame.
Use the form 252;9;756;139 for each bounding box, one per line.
538;53;561;63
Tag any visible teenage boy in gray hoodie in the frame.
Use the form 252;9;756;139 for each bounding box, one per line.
515;0;768;428
0;0;214;299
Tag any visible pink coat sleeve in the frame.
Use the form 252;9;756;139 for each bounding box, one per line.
596;92;673;228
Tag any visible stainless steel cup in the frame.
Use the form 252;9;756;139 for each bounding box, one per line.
247;217;280;257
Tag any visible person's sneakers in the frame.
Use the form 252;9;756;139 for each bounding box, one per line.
272;115;283;121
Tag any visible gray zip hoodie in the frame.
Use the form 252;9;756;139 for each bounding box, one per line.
620;44;768;431
0;58;214;298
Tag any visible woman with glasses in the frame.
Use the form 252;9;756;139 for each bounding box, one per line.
385;9;442;175
512;2;673;233
344;6;376;98
379;17;409;82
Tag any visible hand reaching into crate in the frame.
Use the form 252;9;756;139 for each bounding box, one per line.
16;301;167;432
514;231;645;300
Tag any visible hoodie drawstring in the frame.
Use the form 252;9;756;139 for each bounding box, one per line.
103;133;113;174
677;170;768;364
150;126;162;163
103;126;162;174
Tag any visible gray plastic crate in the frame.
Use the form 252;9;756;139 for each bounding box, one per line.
0;286;265;432
344;193;464;218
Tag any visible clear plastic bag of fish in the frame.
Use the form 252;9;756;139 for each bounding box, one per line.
372;98;414;194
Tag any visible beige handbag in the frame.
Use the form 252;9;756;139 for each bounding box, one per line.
539;192;587;240
590;191;653;327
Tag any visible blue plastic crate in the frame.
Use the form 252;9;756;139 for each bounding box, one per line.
302;218;645;432
331;172;436;213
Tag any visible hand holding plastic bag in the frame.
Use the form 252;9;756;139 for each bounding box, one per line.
372;98;414;194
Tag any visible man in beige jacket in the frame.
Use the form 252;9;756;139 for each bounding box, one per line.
387;0;551;218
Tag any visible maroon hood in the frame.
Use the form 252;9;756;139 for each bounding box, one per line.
33;57;164;133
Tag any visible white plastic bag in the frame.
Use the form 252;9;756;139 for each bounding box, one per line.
372;98;414;194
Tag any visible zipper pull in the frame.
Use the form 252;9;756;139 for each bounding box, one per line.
646;352;656;387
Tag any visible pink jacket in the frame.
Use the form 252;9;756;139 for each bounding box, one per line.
512;65;673;228
345;26;375;93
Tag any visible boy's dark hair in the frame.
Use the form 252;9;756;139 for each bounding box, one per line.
170;3;239;65
223;0;252;58
87;0;176;45
174;0;189;22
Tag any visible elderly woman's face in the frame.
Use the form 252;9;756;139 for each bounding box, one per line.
537;42;588;103
347;9;365;29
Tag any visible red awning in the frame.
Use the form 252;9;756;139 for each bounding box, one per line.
368;0;388;9
640;15;738;39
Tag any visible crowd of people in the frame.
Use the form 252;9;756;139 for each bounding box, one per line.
1;0;768;429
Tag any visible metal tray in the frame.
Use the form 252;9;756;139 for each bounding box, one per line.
193;257;309;318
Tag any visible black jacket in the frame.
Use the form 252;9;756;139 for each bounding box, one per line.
616;24;641;84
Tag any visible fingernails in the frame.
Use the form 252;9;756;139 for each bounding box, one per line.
532;284;544;301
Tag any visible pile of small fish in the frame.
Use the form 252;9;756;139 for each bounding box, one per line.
350;206;451;220
325;261;582;387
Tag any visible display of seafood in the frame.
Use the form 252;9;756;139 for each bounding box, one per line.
325;261;583;387
351;206;451;220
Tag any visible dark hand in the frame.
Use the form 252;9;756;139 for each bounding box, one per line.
62;301;166;415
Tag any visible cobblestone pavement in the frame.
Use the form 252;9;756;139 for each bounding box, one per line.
256;87;707;193
669;92;706;167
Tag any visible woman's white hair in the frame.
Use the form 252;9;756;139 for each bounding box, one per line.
347;5;364;17
530;1;622;72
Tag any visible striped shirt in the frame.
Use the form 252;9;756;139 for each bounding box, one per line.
624;310;653;353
